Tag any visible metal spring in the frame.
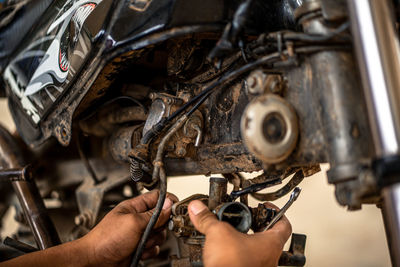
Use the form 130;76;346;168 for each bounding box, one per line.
129;157;143;182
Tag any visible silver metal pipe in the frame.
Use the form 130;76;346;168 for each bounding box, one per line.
0;125;60;249
382;184;400;266
347;0;400;264
347;0;400;158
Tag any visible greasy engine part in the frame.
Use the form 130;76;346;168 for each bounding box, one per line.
131;113;189;267
126;37;357;179
241;93;299;164
142;93;183;137
208;177;227;210
79;103;147;137
109;125;143;163
169;176;306;266
295;3;375;210
0;125;60;249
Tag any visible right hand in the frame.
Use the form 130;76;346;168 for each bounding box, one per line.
188;200;291;267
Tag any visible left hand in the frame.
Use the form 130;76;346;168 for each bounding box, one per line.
80;190;178;267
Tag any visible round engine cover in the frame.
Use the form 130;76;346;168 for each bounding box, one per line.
241;94;299;164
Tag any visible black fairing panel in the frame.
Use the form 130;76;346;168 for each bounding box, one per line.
1;0;299;146
0;0;54;73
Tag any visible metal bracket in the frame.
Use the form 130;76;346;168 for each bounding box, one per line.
279;233;307;266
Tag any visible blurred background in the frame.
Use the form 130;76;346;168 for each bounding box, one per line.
0;99;391;266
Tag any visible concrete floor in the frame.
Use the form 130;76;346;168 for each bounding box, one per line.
0;99;392;266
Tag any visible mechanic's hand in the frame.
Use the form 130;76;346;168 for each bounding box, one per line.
81;190;178;267
188;200;291;267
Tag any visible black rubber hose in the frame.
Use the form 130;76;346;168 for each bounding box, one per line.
130;167;167;267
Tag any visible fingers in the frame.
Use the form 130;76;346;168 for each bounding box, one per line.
255;202;292;246
188;200;220;235
119;190;159;213
145;230;167;249
138;197;174;230
141;245;160;260
119;190;179;213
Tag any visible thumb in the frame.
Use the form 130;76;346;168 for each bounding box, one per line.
188;200;219;235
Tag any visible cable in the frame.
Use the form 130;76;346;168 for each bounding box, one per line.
140;52;283;144
130;115;189;267
270;22;350;43
130;168;167;267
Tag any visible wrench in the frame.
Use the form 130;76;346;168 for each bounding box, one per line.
263;187;301;231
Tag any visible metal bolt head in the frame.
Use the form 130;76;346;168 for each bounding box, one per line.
246;70;266;95
168;220;174;231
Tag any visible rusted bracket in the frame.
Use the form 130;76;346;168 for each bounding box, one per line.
278;233;307;266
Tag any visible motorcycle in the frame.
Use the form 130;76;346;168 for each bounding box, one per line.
0;0;399;266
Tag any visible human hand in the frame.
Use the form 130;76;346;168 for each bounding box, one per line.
81;190;178;267
188;200;291;267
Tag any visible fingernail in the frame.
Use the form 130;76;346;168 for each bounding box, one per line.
162;198;173;210
189;200;207;215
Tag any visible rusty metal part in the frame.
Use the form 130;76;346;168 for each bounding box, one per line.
246;168;298;185
0;125;60;249
252;171;304;202
302;15;374;209
79;105;147;137
0;165;33;182
241;94;299;164
165;143;263;176
222;173;248;205
143;93;183;136
279;234;307;266
183;111;203;147
245;71;284;96
208;177;227;210
169;195;208;238
246;70;268;95
172;194;208;216
251;204;277;232
109;125;143;163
